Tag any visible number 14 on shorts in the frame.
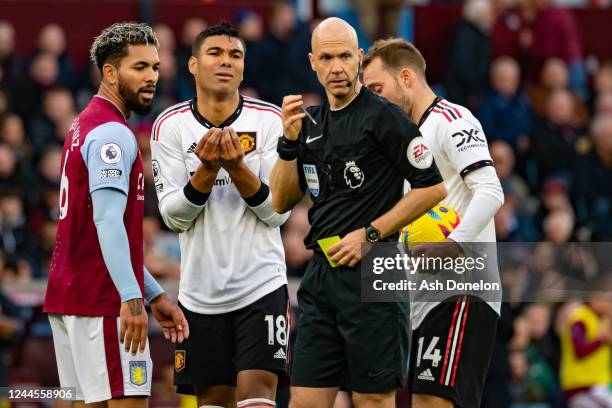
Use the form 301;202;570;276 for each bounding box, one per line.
416;336;442;368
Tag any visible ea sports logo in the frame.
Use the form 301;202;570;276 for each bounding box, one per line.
413;143;429;159
407;137;433;169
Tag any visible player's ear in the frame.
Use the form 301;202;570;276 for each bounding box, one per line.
399;67;413;88
188;56;198;76
308;52;315;71
101;63;117;86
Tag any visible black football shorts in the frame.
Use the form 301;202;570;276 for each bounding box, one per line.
174;285;289;394
408;295;498;408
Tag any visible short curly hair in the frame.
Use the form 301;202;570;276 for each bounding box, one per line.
90;22;158;70
191;20;243;57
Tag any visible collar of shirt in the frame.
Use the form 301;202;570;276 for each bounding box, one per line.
92;95;128;123
190;95;244;129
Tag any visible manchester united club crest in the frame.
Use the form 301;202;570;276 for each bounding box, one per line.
238;132;257;155
343;161;364;189
129;361;147;386
175;350;186;372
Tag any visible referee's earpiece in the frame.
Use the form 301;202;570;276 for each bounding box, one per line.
346;56;362;88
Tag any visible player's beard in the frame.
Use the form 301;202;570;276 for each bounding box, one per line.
394;82;413;116
118;78;154;115
399;92;412;116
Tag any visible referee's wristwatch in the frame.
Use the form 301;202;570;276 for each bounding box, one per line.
365;223;381;243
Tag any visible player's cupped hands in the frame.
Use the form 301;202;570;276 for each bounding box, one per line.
194;127;223;171
219;127;245;172
150;293;190;344
119;298;148;356
282;95;305;141
328;228;370;268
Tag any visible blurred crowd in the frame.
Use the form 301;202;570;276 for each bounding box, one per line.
0;0;611;406
447;0;612;246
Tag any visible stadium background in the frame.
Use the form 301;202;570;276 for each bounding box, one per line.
0;0;611;406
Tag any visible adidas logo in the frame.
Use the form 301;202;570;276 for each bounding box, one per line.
273;348;287;360
417;368;435;382
186;142;197;154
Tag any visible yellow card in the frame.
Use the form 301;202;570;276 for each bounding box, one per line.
317;235;341;268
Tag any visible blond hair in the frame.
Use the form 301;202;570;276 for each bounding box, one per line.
89;22;158;70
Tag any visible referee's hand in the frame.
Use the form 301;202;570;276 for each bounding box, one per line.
282;95;306;141
119;298;148;356
328;228;368;267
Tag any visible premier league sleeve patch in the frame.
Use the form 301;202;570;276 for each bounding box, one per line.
129;361;147;386
151;159;161;183
238;132;257;155
100;143;122;164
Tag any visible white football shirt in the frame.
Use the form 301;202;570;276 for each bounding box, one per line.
150;96;288;314
406;98;502;329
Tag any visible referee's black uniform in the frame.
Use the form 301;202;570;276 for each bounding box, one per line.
290;87;443;392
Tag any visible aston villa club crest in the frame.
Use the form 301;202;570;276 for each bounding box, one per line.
239;132;257;155
129;361;147;386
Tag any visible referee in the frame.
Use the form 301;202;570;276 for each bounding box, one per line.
270;18;447;408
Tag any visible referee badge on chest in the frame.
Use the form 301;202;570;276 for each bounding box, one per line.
302;164;320;197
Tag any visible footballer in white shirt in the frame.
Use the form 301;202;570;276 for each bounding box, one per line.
363;38;504;408
150;22;289;408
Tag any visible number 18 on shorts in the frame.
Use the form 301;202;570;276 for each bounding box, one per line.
174;286;290;392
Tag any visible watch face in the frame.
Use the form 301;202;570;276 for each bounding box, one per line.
367;227;380;242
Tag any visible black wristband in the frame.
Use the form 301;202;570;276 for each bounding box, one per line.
183;180;210;206
244;182;270;207
277;136;299;161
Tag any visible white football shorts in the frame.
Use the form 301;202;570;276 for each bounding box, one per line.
48;314;152;403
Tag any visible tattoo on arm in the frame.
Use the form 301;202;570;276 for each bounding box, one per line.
127;299;142;316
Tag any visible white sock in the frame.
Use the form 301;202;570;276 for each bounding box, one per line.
199;406;225;408
237;398;276;408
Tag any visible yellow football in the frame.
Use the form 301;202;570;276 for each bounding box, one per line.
400;204;461;246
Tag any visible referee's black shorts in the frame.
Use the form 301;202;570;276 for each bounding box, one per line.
290;252;410;393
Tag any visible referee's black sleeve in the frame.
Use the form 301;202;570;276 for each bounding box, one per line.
373;104;443;188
